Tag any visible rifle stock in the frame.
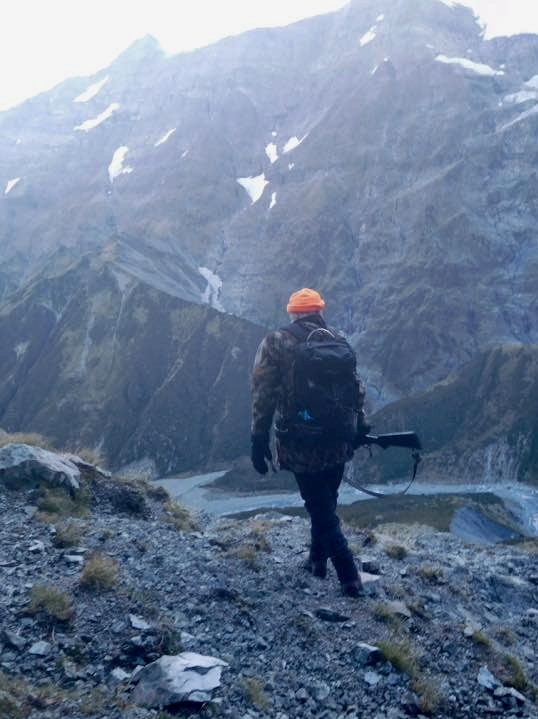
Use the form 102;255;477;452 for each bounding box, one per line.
361;431;422;451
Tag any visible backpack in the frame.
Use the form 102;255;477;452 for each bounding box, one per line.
280;322;360;445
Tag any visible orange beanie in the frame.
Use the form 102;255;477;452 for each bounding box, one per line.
286;288;326;314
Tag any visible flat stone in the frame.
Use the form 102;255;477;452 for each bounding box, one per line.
351;642;383;667
132;652;228;707
385;600;412;619
314;608;350;623
2;630;26;650
29;640;52;656
364;670;382;686
111;667;132;682
129;614;151;631
493;686;526;704
478;665;500;691
64;555;84;565
29;540;45;553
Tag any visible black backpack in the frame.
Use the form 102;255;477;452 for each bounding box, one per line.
281;322;360;445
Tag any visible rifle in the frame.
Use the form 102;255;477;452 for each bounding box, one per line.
359;431;422;451
352;431;423;498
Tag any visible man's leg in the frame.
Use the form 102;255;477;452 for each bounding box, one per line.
295;465;360;590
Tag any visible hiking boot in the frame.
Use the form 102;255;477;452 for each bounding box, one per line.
341;578;365;598
303;558;328;579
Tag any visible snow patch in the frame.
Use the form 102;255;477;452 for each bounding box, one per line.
155;128;176;147
288;163;295;170
74;76;109;103
4;178;20;195
199;267;225;312
498;104;538;132
15;341;29;359
439;0;456;6
283;135;308;154
271;131;277;137
434;55;504;77
360;28;376;47
525;75;538;89
269;192;277;209
108;146;133;183
376;14;384;21
503;91;538;105
237;174;268;204
265;142;278;164
15;138;22;145
74;103;120;131
181;149;189;158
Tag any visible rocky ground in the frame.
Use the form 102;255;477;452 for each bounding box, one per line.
1;451;538;719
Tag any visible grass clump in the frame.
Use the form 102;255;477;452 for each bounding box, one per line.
36;487;89;521
373;603;401;627
80;553;119;591
411;677;443;716
384;544;408;560
26;584;74;622
472;630;493;650
0;432;52;450
497;654;530;693
418;565;444;582
52;522;82;548
378;638;417;675
164;499;198;532
71;447;105;467
242;677;270;711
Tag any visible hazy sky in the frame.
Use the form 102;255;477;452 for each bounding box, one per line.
1;0;538;112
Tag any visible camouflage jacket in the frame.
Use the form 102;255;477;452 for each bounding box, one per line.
251;314;367;474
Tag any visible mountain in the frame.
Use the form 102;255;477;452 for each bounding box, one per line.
0;0;537;477
353;344;538;485
0;253;263;474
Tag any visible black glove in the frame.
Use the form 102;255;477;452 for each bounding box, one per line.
352;423;372;449
251;433;272;475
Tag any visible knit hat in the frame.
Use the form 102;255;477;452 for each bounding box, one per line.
286;288;326;314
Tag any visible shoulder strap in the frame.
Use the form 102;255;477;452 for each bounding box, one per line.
280;322;310;341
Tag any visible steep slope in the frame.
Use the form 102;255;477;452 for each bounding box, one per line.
1;0;537;402
0;254;263;474
353;344;538;485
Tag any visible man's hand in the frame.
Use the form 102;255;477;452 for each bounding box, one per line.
352;423;372;449
251;433;272;475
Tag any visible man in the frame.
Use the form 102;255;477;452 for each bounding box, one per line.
250;288;368;597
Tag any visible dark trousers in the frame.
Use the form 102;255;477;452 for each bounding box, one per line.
294;464;358;584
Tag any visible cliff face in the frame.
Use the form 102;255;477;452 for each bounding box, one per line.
354;345;538;485
1;0;537;403
0;256;263;474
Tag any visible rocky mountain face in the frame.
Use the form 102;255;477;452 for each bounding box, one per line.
1;450;538;718
0;255;263;474
353;344;538;485
1;0;537;402
0;0;537;478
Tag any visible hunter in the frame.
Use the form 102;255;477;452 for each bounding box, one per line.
250;288;369;597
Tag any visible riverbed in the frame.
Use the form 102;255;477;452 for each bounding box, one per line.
155;472;538;539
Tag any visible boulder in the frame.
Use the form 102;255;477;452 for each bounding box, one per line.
0;444;80;494
132;652;228;707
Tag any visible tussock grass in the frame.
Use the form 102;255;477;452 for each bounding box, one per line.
242;677;270;711
36;487;89;520
378;638;417;675
164;499;198;531
80;553;119;591
418;565;444;582
412;677;443;715
472;630;492;650
384;544;408;560
373;603;401;627
52;522;82;548
0;432;52;450
71;447;105;467
26;584;74;622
